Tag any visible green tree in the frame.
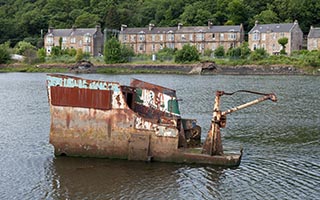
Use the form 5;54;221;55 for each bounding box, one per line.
75;12;100;28
278;37;288;55
214;46;225;57
250;48;268;61
37;48;46;63
104;37;122;64
14;41;36;55
252;9;279;25
75;48;84;62
175;44;199;63
0;43;11;64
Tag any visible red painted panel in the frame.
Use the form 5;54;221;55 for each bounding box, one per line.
50;86;112;110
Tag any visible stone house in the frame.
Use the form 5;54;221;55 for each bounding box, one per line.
248;20;303;55
307;26;320;51
118;22;244;55
44;25;104;56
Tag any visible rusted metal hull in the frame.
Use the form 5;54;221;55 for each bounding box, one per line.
47;74;242;166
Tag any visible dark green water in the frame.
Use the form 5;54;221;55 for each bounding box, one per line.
0;73;319;199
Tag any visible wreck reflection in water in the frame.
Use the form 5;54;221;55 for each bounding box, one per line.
50;157;224;199
0;73;319;199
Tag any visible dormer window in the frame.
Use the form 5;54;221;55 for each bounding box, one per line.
139;31;145;41
84;33;91;43
253;30;260;40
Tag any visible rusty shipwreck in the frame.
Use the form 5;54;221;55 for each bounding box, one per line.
47;74;277;166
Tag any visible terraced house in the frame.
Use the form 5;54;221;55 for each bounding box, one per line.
118;22;245;54
248;20;303;55
307;26;320;51
44;25;104;56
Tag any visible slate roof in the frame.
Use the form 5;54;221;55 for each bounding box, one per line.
120;25;242;34
308;27;320;38
248;23;296;34
46;28;98;37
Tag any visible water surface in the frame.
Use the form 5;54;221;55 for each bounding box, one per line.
0;73;319;199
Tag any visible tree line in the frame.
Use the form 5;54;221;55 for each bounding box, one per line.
1;0;320;47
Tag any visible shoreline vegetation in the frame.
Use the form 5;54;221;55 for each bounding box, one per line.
1;61;319;75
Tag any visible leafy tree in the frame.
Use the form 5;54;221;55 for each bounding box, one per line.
214;46;225;57
278;37;288;55
75;12;100;28
252;9;279;25
14;41;36;55
175;44;199;63
250;48;268;61
104;37;122;64
37;48;46;62
120;44;135;62
227;47;241;58
51;46;61;56
75;48;84;62
240;42;251;59
0;43;11;64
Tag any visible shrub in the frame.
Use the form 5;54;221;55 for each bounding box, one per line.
250;48;268;61
15;41;36;55
0;43;11;64
214;46;225;57
226;47;241;58
104;37;121;64
175;44;199;63
37;48;46;63
204;49;213;57
75;48;84;62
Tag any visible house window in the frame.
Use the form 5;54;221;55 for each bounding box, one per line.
152;34;155;42
314;40;317;48
139;34;145;41
159;44;163;50
123;35;127;42
189;34;193;41
130;35;136;42
220;33;224;40
253;44;257;50
167;43;174;49
212;33;215;39
261;33;266;41
152;44;156;52
168;33;174;41
197;43;204;51
272;44;276;51
253;31;260;40
79;40;82;46
84;34;91;43
280;32;284;37
196;33;204;41
47;36;53;44
62;37;67;43
272;33;276;39
160;35;163;41
84;46;91;53
70;37;76;44
139;44;145;51
212;44;216;50
228;33;236;40
181;34;186;41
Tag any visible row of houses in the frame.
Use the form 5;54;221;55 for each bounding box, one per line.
44;20;320;57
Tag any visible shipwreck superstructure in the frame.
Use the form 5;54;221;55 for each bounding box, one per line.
47;74;276;166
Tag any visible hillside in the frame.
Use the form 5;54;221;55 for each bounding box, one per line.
1;0;320;47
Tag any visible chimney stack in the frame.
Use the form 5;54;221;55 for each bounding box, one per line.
149;23;155;31
208;20;213;29
121;24;127;31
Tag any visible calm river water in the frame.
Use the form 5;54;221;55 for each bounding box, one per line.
0;73;319;199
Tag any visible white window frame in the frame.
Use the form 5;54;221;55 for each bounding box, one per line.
253;31;260;41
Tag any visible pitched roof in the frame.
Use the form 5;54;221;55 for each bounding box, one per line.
249;23;295;34
308;27;320;38
46;28;98;37
120;25;242;34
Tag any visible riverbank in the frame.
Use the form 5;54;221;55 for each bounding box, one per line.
1;62;319;75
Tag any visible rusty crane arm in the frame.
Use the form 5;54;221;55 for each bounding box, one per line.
202;90;277;156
